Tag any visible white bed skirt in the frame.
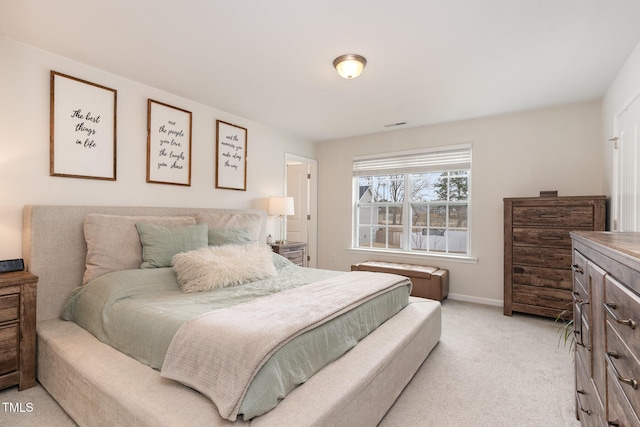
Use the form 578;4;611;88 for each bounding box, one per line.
37;297;441;427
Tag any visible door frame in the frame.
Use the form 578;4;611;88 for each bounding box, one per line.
284;153;318;268
612;91;640;231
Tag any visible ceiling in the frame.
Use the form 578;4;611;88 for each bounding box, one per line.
3;0;640;142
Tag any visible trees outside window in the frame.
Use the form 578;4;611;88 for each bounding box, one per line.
353;146;471;256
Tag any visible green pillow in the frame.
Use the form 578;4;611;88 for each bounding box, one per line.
208;228;252;246
136;223;208;268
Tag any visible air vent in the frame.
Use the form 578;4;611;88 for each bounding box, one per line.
384;122;407;128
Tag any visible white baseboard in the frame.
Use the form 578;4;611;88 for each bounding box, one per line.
447;293;502;307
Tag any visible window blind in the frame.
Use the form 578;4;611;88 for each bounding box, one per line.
352;144;471;176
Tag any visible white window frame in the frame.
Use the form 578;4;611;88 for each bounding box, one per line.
351;144;473;260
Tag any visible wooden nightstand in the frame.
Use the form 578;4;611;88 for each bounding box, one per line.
0;271;37;391
270;242;308;267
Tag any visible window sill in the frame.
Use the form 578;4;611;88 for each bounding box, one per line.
347;247;478;264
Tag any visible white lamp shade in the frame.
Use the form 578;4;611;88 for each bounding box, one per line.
268;196;295;216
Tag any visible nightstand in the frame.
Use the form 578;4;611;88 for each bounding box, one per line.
270;242;308;267
0;271;37;391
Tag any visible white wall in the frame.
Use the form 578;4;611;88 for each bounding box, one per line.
0;38;316;260
316;101;603;305
601;40;640;223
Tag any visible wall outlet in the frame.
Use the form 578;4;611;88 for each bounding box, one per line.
329;252;337;262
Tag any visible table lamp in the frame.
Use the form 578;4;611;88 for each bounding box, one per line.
268;196;294;244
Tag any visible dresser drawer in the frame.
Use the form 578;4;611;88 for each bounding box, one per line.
513;246;572;269
606;322;640;417
608;362;640;427
512;206;594;227
576;350;601;426
513;265;571;290
573;279;589;320
512;228;573;248
512;284;572;310
572;250;588;298
605;275;640;359
0;324;19;375
0;293;19;323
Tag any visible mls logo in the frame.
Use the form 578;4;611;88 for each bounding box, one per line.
2;402;34;413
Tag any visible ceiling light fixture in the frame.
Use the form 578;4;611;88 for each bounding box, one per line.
333;54;367;79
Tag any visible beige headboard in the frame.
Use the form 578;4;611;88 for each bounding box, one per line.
22;205;267;322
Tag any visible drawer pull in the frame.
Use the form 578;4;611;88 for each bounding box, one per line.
571;264;584;274
539;234;563;240
572;296;584;305
539;213;562;219
605;351;639;389
575;390;591;415
607;420;620;426
575;300;589;348
604;302;637;329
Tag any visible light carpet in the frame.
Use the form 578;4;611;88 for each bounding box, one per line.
0;299;579;426
379;299;579;427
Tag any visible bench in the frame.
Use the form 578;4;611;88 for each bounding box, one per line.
351;261;449;301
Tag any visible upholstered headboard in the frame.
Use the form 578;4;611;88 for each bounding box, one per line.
22;205;267;321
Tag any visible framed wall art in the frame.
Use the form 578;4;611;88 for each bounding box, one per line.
50;71;117;180
215;120;247;191
146;99;192;186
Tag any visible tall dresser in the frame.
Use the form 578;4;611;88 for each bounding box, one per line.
571;231;640;426
504;195;606;319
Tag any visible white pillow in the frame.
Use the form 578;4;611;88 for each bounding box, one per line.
171;243;277;293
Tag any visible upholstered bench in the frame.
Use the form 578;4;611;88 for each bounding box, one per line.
351;261;449;301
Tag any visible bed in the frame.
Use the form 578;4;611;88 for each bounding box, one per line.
23;205;441;427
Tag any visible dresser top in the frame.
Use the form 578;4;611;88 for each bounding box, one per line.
504;195;606;202
571;231;640;262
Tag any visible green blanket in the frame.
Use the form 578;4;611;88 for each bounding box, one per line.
61;254;409;419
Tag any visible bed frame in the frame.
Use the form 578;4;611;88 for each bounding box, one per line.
23;205;441;427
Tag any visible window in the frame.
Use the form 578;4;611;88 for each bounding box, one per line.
353;144;471;256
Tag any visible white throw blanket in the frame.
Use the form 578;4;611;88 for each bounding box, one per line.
160;271;411;421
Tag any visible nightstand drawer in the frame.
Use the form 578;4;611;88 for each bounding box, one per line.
0;323;19;375
0;294;19;323
270;242;308;267
283;249;304;264
0;271;38;391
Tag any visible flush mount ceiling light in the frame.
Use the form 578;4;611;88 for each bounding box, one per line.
333;54;367;79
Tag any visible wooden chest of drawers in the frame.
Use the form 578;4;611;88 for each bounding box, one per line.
0;271;37;391
504;195;605;319
571;231;640;426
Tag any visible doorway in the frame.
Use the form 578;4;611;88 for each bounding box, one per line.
285;154;318;268
613;93;640;231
